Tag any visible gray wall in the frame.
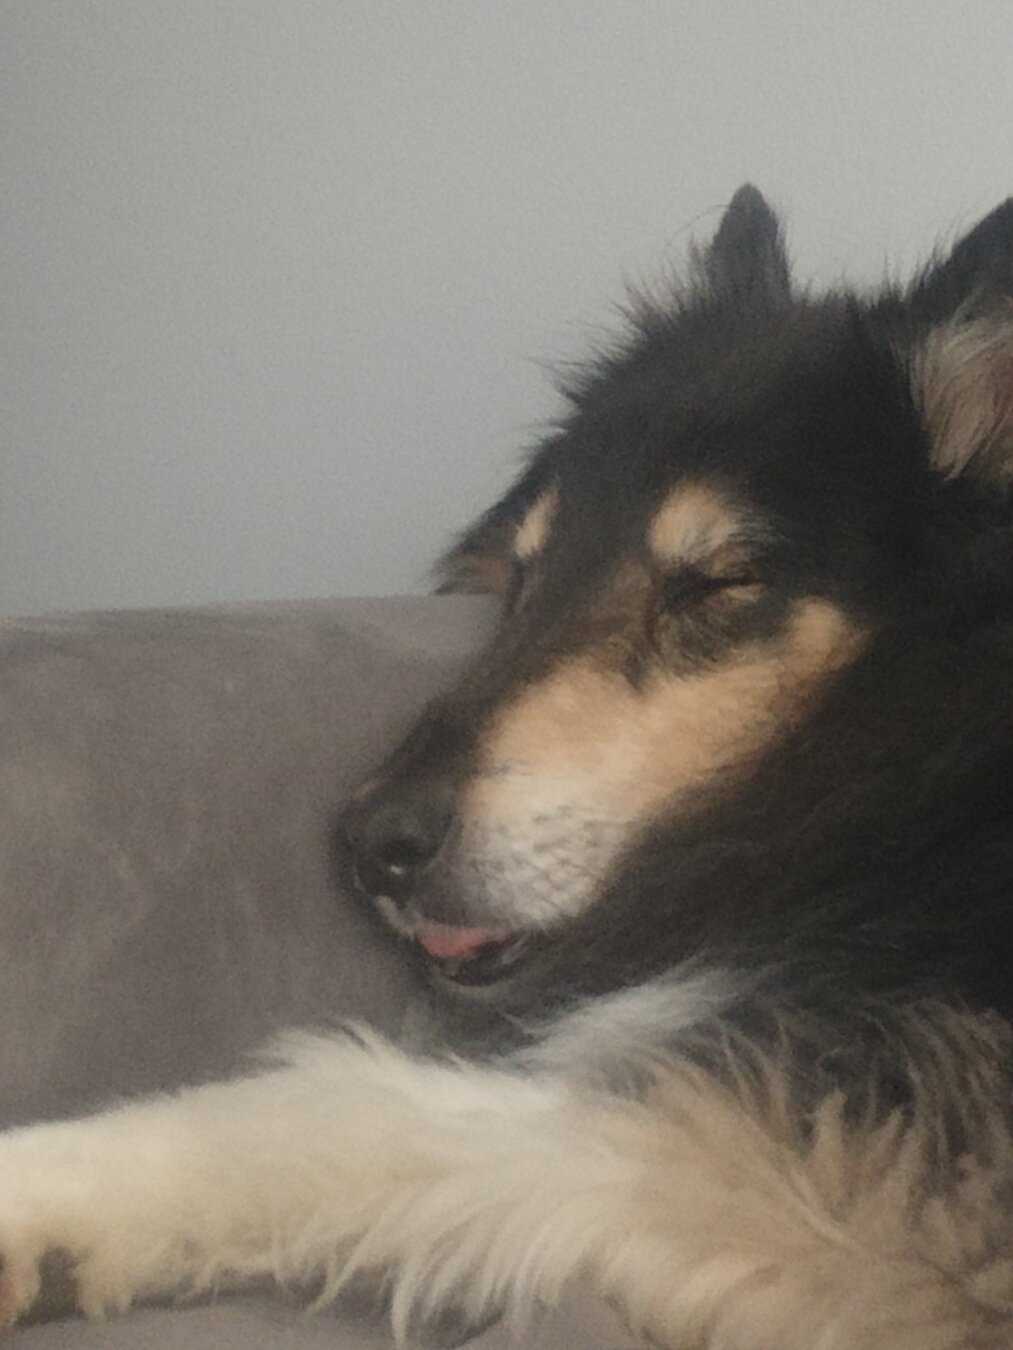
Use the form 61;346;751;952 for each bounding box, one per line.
3;1;1012;614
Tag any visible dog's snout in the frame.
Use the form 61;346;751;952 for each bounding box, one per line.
342;788;452;904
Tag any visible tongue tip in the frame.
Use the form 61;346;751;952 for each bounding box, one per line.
415;923;507;961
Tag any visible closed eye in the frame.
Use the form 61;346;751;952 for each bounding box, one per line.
659;568;764;611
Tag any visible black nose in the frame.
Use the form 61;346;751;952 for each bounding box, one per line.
341;788;452;905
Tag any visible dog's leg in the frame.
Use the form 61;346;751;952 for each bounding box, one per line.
0;1030;1005;1348
0;1031;625;1334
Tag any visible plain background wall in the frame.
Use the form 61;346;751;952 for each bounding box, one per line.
2;1;1012;615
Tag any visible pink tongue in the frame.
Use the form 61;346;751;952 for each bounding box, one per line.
415;923;506;961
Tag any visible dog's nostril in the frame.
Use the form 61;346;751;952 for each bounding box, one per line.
355;833;437;903
344;797;451;904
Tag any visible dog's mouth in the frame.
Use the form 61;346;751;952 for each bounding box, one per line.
413;921;529;986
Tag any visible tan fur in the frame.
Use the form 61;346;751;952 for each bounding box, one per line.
514;487;558;561
648;483;742;566
913;314;1013;481
645;483;772;577
439;548;516;596
471;599;864;830
592;1013;1013;1349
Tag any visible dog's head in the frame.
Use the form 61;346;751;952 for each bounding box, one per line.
341;187;1013;994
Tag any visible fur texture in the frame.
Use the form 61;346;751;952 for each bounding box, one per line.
2;189;1013;1348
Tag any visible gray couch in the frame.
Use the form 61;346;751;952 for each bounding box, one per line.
0;597;638;1349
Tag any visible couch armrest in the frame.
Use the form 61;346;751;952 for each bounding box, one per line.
0;596;495;1125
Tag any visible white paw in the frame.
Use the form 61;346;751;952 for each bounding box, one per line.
0;1200;160;1329
0;1212;45;1328
0;1126;160;1330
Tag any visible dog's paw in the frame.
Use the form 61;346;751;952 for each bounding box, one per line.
0;1216;84;1330
0;1200;155;1330
0;1131;159;1330
0;1216;45;1329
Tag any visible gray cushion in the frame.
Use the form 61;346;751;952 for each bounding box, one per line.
0;597;637;1349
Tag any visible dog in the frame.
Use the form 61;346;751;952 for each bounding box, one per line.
1;187;1013;1349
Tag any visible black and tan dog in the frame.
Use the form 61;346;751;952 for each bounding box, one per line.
2;189;1013;1348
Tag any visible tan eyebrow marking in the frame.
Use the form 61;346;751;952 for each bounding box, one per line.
515;487;558;561
648;484;742;566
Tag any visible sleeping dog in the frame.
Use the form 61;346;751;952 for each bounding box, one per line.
2;188;1013;1349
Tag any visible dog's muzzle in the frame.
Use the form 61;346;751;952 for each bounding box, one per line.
338;782;528;987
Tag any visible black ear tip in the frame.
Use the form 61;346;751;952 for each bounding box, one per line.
714;184;781;244
910;195;1013;322
728;183;772;216
980;196;1013;228
704;184;789;299
724;184;780;235
949;195;1013;260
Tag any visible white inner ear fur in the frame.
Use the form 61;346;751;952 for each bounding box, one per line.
515;487;558;561
913;314;1013;481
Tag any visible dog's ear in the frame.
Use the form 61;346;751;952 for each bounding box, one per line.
912;312;1013;484
701;184;791;302
434;460;555;595
910;198;1013;325
908;199;1013;484
435;503;520;595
